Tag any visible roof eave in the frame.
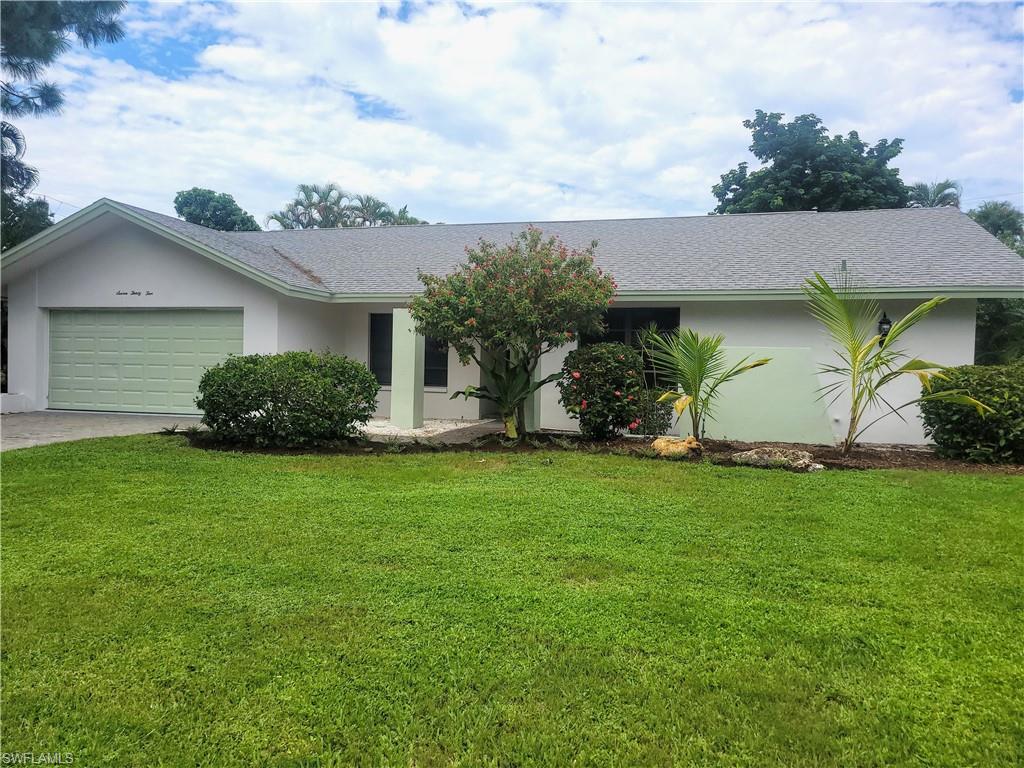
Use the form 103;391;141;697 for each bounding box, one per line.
1;198;328;299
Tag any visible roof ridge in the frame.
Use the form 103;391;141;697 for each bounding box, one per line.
233;206;959;235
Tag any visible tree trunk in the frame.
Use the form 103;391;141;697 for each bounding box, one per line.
503;412;519;439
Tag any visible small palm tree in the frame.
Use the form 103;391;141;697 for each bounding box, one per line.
907;180;962;209
640;327;770;439
803;272;990;454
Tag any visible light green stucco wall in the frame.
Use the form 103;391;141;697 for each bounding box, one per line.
701;346;834;444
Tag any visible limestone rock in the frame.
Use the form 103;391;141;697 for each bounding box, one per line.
652;435;702;458
732;446;825;472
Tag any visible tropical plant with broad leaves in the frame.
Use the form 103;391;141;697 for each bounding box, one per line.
640;328;770;439
803;272;991;454
453;359;558;439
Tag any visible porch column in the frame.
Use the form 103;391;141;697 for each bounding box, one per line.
389;308;424;429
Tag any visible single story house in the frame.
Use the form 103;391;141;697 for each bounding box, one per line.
1;199;1020;444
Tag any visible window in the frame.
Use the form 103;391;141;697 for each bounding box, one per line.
369;313;449;389
424;337;448;388
581;307;679;385
369;313;393;385
581;307;679;347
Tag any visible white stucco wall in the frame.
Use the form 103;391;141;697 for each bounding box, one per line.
3;222;483;420
328;302;482;420
4;220;279;411
2;218;979;441
534;298;977;445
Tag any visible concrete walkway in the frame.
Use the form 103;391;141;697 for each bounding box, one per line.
1;411;201;451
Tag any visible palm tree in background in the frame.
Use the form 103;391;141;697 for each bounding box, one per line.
907;179;962;209
392;204;428;225
347;194;394;227
1;120;36;193
266;184;428;229
266;183;352;229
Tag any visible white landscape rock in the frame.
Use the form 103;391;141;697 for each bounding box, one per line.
360;418;498;441
732;447;826;472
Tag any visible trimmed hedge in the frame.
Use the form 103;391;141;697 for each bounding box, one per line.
557;342;670;439
196;351;379;447
920;362;1024;463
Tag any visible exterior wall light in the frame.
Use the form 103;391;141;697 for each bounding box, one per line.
878;312;892;347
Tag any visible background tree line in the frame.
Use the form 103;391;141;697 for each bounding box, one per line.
171;184;429;233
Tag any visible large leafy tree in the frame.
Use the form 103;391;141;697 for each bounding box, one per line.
970;201;1024;251
1;189;52;251
1;121;51;252
712;110;908;214
969;201;1024;365
907;179;962;209
173;187;260;232
1;1;125;194
410;227;616;438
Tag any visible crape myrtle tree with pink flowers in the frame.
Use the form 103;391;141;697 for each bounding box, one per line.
409;227;617;439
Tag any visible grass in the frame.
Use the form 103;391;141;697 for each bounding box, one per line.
2;435;1022;767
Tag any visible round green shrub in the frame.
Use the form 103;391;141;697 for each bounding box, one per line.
920;362;1024;463
196;351;380;447
557;342;669;439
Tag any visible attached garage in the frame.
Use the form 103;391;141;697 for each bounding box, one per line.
48;309;242;414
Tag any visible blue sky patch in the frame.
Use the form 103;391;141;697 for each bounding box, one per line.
347;90;406;121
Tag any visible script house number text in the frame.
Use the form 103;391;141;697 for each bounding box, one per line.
115;289;154;296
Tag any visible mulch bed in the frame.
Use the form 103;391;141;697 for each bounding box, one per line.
175;429;1023;474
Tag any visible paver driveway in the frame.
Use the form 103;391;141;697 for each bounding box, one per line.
1;411;201;451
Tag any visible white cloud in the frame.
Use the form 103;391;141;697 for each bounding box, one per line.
18;1;1024;225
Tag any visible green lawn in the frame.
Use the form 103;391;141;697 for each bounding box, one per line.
2;436;1022;767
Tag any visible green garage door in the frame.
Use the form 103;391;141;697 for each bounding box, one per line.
49;309;243;414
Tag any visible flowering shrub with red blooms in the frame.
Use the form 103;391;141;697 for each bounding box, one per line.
557;343;668;439
410;227;617;438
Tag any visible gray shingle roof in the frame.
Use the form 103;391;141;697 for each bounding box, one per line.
122;203;1022;297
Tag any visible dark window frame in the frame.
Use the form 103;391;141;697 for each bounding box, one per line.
424;337;448;389
368;313;449;389
369;313;393;386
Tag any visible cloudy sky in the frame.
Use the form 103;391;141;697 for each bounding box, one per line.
23;1;1024;225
